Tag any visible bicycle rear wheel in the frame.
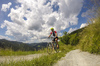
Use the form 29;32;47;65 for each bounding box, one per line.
47;43;52;54
54;42;59;53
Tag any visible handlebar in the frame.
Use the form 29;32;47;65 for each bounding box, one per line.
48;37;55;39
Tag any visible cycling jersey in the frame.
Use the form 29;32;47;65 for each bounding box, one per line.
50;31;58;41
50;31;57;36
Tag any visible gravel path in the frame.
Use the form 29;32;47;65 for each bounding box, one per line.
53;49;100;66
0;53;47;63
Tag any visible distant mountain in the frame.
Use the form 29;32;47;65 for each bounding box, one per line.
0;39;47;51
29;42;47;50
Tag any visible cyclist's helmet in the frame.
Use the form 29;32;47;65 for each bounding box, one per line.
51;28;54;30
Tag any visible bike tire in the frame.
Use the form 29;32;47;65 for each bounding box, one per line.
54;42;59;53
47;43;52;54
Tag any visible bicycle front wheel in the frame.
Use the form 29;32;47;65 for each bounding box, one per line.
47;43;52;54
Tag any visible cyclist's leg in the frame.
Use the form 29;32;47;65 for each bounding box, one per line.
52;39;55;51
55;38;59;48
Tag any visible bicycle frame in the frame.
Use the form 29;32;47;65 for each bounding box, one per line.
47;37;59;53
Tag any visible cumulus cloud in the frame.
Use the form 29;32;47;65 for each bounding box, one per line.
80;23;88;28
1;23;6;28
0;35;12;40
1;2;12;12
1;0;83;43
68;28;77;33
58;32;63;37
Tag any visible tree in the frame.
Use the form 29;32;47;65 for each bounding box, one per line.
63;31;67;36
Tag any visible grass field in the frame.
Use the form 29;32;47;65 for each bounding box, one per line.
0;42;75;66
0;48;47;56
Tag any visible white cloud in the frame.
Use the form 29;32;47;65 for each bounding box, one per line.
58;32;63;37
1;0;83;43
68;28;77;33
0;35;12;40
1;23;6;28
1;2;12;12
80;23;88;28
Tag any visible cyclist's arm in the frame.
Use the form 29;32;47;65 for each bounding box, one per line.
55;33;57;37
48;34;51;37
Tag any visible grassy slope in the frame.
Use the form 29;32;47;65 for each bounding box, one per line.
77;17;100;54
60;17;100;54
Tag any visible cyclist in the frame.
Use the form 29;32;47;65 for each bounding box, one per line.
48;28;59;49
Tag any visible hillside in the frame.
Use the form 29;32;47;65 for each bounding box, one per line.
60;17;100;54
60;28;84;46
78;17;100;54
0;39;47;51
29;43;47;50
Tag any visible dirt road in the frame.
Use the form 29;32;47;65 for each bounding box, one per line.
54;49;100;66
0;53;47;63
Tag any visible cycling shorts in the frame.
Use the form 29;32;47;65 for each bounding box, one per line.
53;37;58;41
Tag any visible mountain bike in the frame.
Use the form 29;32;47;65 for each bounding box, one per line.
47;37;59;54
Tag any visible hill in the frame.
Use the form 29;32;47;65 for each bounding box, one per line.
0;39;47;51
60;17;100;54
29;42;47;50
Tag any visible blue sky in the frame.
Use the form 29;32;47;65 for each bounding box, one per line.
0;0;89;43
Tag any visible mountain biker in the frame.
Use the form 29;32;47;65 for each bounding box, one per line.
48;28;59;49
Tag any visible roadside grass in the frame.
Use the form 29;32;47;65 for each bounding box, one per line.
0;52;65;66
0;42;75;66
58;41;76;52
0;41;74;56
0;48;47;56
